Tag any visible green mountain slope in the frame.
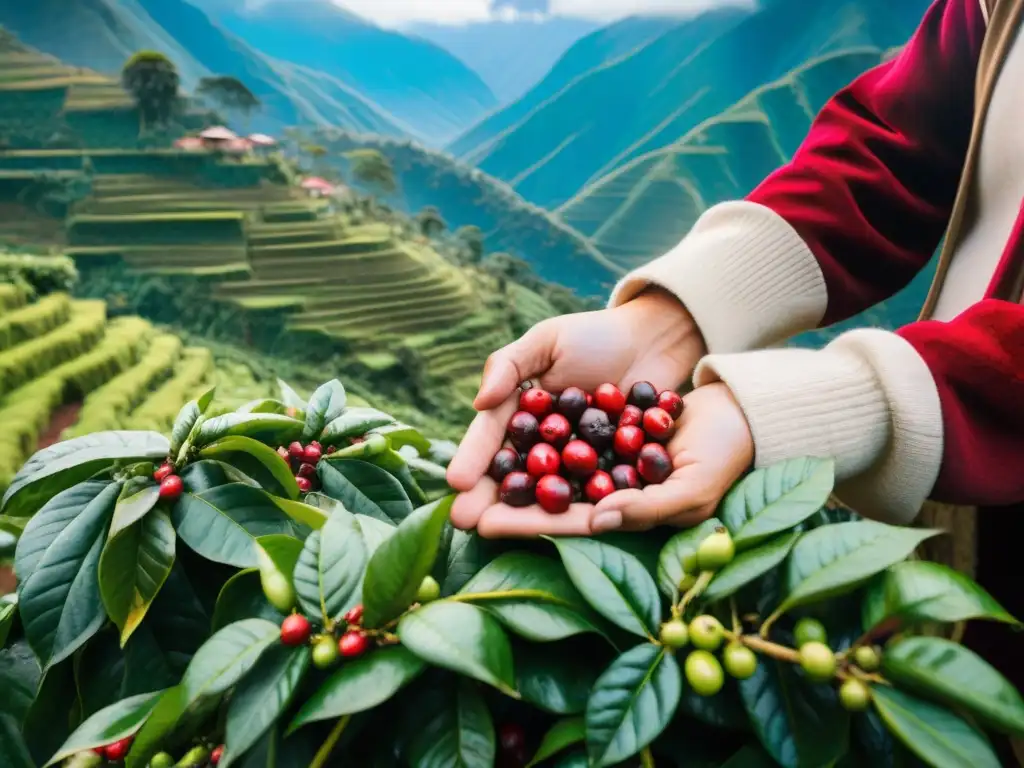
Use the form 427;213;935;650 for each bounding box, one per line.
310;130;621;296
451;0;930;209
193;0;499;145
0;0;409;139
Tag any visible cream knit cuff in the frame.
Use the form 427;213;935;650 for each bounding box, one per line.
694;329;944;525
607;201;828;353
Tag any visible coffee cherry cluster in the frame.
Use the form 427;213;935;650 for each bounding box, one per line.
276;440;333;495
490;381;684;513
88;738;224;766
153;462;183;503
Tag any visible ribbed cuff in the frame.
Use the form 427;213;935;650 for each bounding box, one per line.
607;201;827;353
694;329;944;524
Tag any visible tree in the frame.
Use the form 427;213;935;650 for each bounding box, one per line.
344;148;396;195
121;51;181;132
454;225;484;264
196;76;261;128
416;206;447;239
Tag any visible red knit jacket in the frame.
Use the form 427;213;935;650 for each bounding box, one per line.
745;0;1024;508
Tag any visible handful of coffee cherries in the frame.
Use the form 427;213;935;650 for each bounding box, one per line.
489;381;683;514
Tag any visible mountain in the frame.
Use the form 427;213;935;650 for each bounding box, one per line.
449;0;931;210
0;0;409;138
192;0;499;145
406;17;599;104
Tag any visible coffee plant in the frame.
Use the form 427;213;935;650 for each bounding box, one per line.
0;378;1020;768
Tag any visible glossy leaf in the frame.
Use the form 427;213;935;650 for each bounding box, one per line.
364;449;429;506
703;532;800;602
779;521;941;614
196;413;304;448
319;458;414;524
269;495;330;530
222;644;311;767
444;530;497;596
108;479;160;538
199;436;300;500
362;496;452;627
871;685;1000;768
170;387;216;456
370;423;432;455
719;458;834;549
0;714;34;768
98;509;176;645
861;560;1020;630
237;398;289;415
0;594;17;648
585;644;681;767
882;636;1024;735
0;639;40;723
277;378;306;410
289;645;425;730
677;674;749;732
527;717;585;767
320;407;396;444
44;691;163;766
255;534;303;581
212;569;283;631
303;379;348;440
516;642;600;715
17;481;119;670
547;537;660;639
171;484;295;568
293;509;368;623
14;482;111;581
406;679;495;768
2;431;168;518
656;519;722;599
398;601;517;696
124;685;188;768
718;746;778;768
738;657;849;768
458;552;604;641
180;619;280;700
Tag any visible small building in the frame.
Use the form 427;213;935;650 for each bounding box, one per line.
222;138;254;155
173;136;205;152
248;133;277;150
198;126;239;148
300;176;335;198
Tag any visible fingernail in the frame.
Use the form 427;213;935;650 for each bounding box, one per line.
591;510;623;533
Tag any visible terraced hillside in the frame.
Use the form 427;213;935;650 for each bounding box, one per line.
0;282;214;493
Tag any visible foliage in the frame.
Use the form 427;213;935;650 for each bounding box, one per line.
416;206;447;238
195;77;261;119
121;51;181;131
0;251;77;299
344;148;396;195
0;377;1020;768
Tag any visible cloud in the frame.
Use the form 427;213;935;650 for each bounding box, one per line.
547;0;752;21
332;0;495;27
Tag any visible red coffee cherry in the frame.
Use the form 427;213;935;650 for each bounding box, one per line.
519;387;555;419
158;475;183;502
618;404;643;428
585;471;616;503
538;413;572;448
637;443;672;484
526;443;561;476
657;389;684;420
611;465;640;490
613;425;645;460
593;382;626;417
153;462;174;482
280;614;312;646
562;440;599;478
642;407;675;442
536;474;573;514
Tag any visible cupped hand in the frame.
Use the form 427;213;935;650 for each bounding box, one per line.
450;382;754;538
446;289;705;529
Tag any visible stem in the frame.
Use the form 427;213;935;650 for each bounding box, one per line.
730;599;741;635
726;631;801;664
676;571;714;615
759;607;784;639
640;746;656;768
309;715;351;768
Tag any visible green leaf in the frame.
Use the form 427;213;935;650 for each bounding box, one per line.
515;642;600;715
180;618;280;700
268;496;330;531
255;534;303;580
319;458;413;524
527;717;585;767
3;431;168;518
737;657;849;768
369;423;432;455
124;685;188;768
222;643;310;767
703;532;800;603
0;594;17;648
171;484;296;568
871;685;1000;768
98;509;176;646
0;528;16;558
212;570;284;631
199;436;300;500
361;496;452;627
546;537;660;639
364;449;429;506
303;379;348;440
398;601;517;696
289;645;425;731
237;398;289;415
293;508;368;623
0;639;41;723
718;745;778;768
277;379;306;410
862;560;1020;630
196;413;304;448
779;521;942;615
882;636;1024;735
109;480;160;538
44;691;163;766
17;481;119;670
170;386;216;457
677;675;750;732
0;714;34;768
320;407;396;444
656;519;722;599
443;530;496;596
585;644;681;767
719;458;834;549
406;679;495;768
457;552;604;641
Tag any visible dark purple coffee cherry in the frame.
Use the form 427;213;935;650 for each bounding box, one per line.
627;381;659;410
500;472;536;507
507;411;540;452
557;387;589;424
577;407;615;449
488;447;523;483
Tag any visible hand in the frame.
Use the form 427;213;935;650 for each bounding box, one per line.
450;382;754;538
447;289;706;526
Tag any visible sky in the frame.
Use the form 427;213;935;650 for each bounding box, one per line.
328;0;740;27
